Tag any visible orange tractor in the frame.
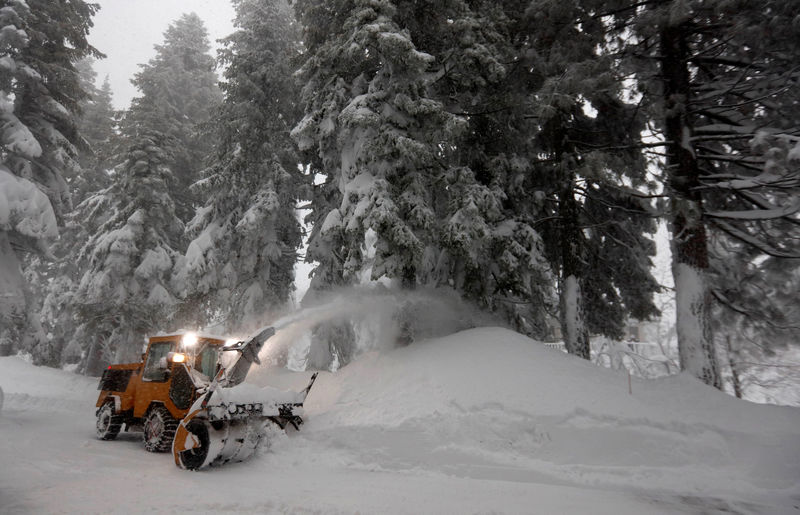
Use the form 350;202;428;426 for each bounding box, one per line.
94;327;317;470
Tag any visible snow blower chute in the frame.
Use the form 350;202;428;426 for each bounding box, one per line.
94;327;317;471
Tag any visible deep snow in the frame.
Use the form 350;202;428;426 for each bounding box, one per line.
1;327;799;514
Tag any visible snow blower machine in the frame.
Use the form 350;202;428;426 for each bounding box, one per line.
94;327;317;470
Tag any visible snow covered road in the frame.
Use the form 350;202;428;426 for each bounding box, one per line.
2;328;799;514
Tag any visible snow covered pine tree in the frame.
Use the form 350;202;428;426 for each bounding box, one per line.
173;0;303;335
72;14;219;374
0;0;100;356
603;0;800;387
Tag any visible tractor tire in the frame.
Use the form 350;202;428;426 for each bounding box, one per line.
175;418;213;470
96;400;123;440
143;405;178;452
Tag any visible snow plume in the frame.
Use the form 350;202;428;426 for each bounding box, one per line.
252;287;497;370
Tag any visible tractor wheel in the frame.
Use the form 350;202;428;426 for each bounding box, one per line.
175;418;212;470
96;401;123;440
143;405;178;452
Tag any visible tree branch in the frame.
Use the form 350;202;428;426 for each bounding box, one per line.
710;219;800;258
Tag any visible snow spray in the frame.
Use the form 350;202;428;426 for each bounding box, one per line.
249;287;496;371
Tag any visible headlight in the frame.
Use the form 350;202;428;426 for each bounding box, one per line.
171;352;187;363
182;332;198;347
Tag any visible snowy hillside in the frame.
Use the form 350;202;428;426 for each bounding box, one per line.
2;327;799;514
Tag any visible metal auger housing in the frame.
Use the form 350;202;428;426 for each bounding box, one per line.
172;368;318;470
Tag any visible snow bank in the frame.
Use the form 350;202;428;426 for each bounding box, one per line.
0;355;96;412
283;327;799;435
253;327;800;507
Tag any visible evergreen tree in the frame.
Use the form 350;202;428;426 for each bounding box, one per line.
294;0;459;287
711;241;800;398
506;0;661;357
290;0;357;368
23;59;119;367
71;14;220;373
1;0;102;217
405;0;559;339
293;0;559;363
123;12;221;223
173;0;303;333
293;0;461;364
73;58;116;202
0;0;100;356
605;0;800;386
74;132;183;374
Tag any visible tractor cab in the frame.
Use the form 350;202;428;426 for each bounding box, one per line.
142;333;224;384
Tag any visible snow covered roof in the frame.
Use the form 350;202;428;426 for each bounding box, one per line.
147;331;229;343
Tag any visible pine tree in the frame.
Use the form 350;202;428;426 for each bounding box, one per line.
293;0;465;364
604;0;800;387
290;0;357;368
71;14;220;374
293;0;560;360
295;0;461;286
173;0;303;333
74;132;184;374
1;0;102;218
404;0;559;339
124;12;221;223
73;59;116;203
399;0;659;352
512;0;661;357
0;0;101;356
710;241;800;399
21;59;121;367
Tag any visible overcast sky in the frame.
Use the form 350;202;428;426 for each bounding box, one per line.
89;0;236;110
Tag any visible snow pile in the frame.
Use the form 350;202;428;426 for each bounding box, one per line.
259;328;800;512
1;327;799;514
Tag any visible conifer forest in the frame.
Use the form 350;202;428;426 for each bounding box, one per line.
1;0;798;402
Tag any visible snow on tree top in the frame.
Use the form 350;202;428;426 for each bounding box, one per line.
1;94;42;159
0;55;15;72
320;209;343;234
134;247;173;280
0;166;57;240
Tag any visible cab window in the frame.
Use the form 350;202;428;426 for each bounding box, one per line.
196;346;218;379
143;341;174;381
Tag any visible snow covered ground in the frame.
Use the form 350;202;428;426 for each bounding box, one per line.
1;327;799;514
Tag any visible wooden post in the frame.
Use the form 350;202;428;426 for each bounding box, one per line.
628;369;632;395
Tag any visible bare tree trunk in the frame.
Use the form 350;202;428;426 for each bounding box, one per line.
660;22;721;388
725;334;743;399
560;184;590;360
561;275;590;359
0;232;25;357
